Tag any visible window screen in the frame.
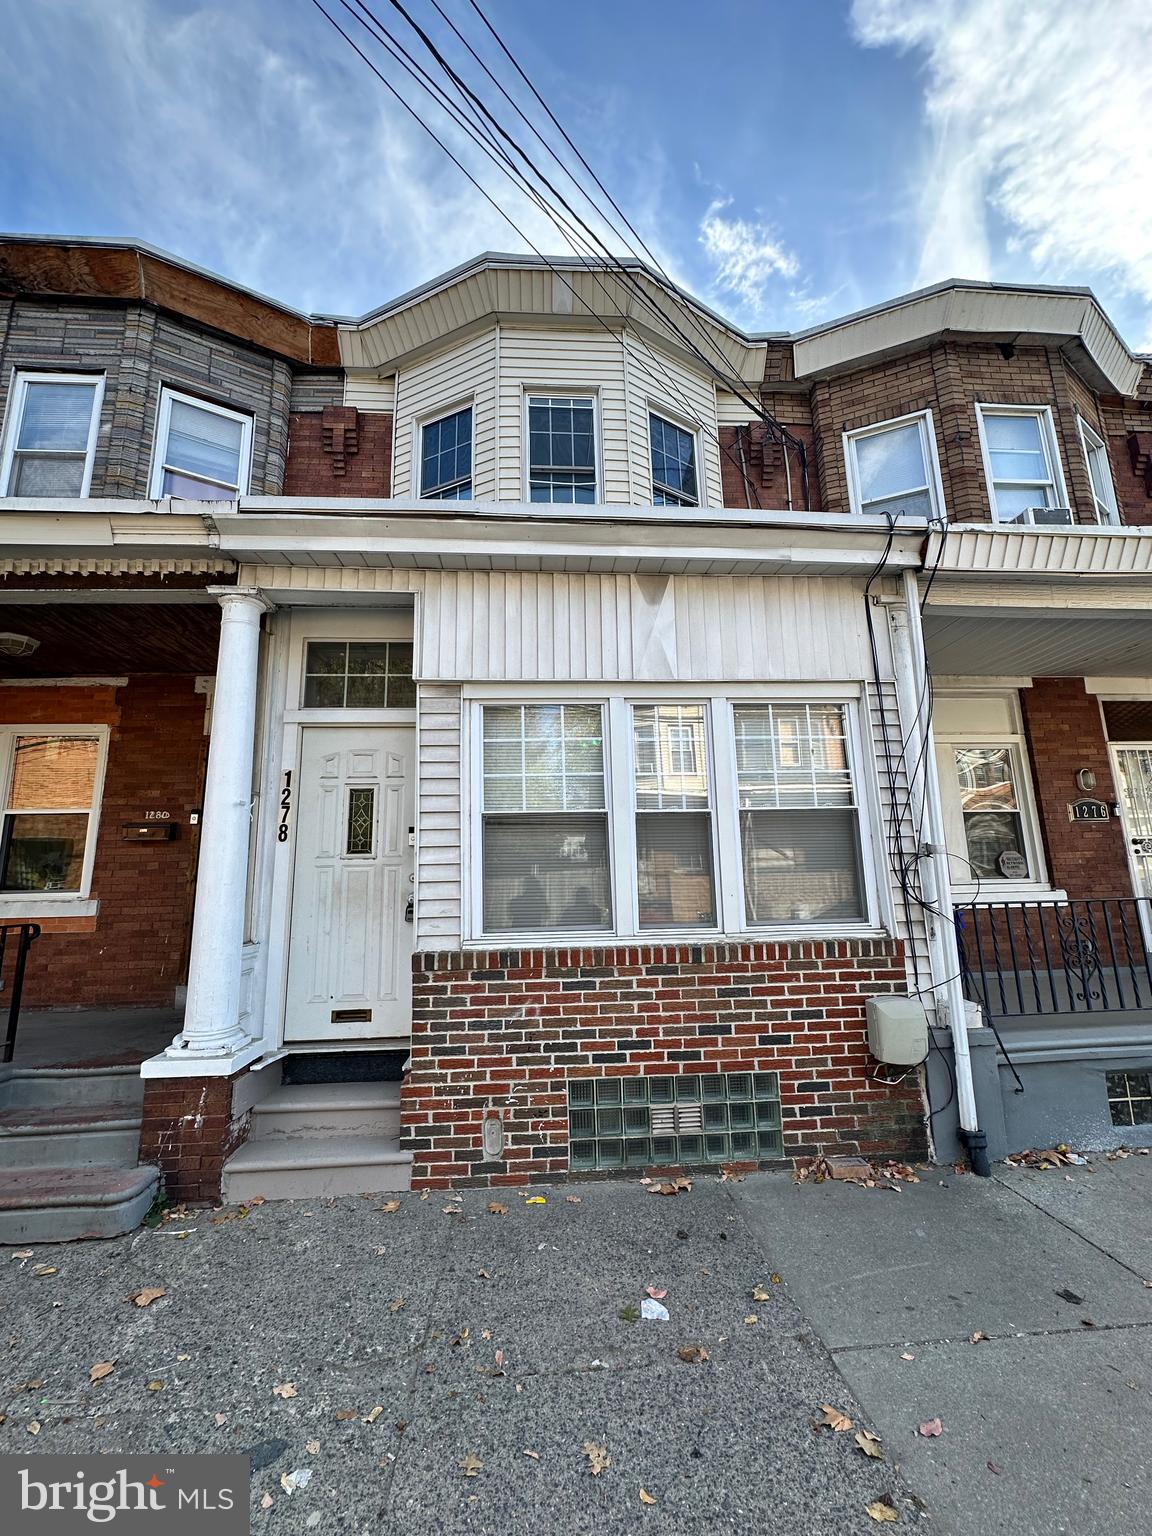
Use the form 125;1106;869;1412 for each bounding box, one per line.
633;703;716;929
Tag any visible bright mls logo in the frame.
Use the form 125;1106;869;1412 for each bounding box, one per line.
1;1455;249;1532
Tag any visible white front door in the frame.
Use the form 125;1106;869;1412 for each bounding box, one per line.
285;726;415;1041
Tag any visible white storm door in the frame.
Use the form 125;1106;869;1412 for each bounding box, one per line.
285;726;415;1041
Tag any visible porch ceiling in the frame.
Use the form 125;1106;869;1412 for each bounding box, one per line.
0;603;221;676
923;606;1152;677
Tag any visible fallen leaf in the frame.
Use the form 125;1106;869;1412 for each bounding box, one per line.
677;1345;710;1364
147;1380;164;1392
523;1449;540;1460
13;1380;44;1393
645;1285;667;1300
210;1206;249;1225
260;1493;274;1509
648;1176;692;1197
442;1205;463;1216
987;1460;1002;1475
27;1420;41;1435
494;1349;505;1369
900;1352;915;1361
459;1452;484;1477
32;1264;58;1277
381;1201;401;1214
918;1417;943;1437
272;1383;298;1399
248;1195;266;1206
89;1362;116;1383
487;1202;509;1215
770;1273;782;1284
452;1328;471;1347
305;1440;320;1454
970;1331;987;1344
639;1488;657;1505
866;1495;899;1523
855;1429;884;1461
816;1404;854;1433
744;1315;759;1326
176;1354;190;1361
618;1303;640;1323
334;1409;358;1421
583;1441;611;1476
477;1269;491;1280
524;1196;546;1205
751;1285;771;1302
131;1287;167;1308
214;1412;228;1425
363;1406;383;1423
13;1249;33;1259
566;1196;582;1204
389;1298;406;1313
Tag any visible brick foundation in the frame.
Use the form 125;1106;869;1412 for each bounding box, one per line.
139;1070;251;1203
404;939;926;1188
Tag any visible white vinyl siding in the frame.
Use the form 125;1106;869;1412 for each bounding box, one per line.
415;682;464;942
343;374;397;412
393;331;497;499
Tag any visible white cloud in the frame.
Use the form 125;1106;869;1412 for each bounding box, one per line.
851;0;1152;338
698;199;800;314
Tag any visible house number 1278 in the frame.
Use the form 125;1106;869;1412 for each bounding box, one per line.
278;770;292;842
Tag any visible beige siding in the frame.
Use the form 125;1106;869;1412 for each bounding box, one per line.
415;681;464;945
625;334;723;507
393;332;497;498
716;389;756;425
343;373;396;412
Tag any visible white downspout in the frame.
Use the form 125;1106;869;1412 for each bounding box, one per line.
886;570;984;1164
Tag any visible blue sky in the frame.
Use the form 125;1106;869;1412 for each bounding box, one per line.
1;0;1150;346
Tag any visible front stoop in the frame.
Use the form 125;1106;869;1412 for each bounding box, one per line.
221;1081;411;1201
0;1065;158;1244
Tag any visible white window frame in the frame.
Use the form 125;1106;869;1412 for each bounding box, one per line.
0;371;105;497
975;403;1070;525
933;690;1053;902
647;406;701;509
0;724;110;917
148;386;253;500
464;684;883;945
522;389;601;504
1077;415;1119;525
416;397;475;500
843;409;945;520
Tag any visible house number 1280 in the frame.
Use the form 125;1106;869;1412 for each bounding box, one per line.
278;770;292;843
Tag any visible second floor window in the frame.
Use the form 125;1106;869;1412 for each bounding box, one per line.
150;388;252;500
528;395;596;503
421;406;473;499
845;411;940;519
1078;416;1119;524
976;405;1069;525
649;413;699;507
1;372;103;496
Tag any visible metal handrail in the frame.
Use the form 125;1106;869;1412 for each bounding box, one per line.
1;923;41;1064
955;898;1152;1020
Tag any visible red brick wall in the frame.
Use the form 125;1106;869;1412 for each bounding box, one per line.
283;407;393;497
404;939;925;1188
1020;678;1132;898
140;1071;250;1202
0;676;208;1008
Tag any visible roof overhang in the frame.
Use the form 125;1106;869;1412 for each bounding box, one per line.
791;280;1143;396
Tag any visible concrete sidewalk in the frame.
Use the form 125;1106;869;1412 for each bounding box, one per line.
733;1157;1152;1536
2;1160;1151;1534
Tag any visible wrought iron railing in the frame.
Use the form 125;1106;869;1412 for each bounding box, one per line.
955;898;1152;1020
1;922;41;1064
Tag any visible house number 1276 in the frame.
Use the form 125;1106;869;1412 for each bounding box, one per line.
278;770;292;842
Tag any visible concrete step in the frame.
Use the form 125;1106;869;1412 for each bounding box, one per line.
221;1134;412;1202
0;1065;144;1112
0;1104;143;1168
248;1081;402;1142
0;1164;158;1245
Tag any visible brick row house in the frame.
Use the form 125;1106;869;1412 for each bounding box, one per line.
1;235;1151;1238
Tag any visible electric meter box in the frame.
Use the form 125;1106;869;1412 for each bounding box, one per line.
866;996;929;1065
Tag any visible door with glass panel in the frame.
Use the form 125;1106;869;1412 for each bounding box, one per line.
285;727;414;1041
1110;747;1152;945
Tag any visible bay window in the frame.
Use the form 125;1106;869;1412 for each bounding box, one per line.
472;692;873;939
527;395;597;503
845;411;941;519
1077;416;1118;524
421;406;473;499
149;387;252;500
976;405;1070;525
1;372;104;496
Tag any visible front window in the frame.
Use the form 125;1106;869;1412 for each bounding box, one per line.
150;388;252;500
528;395;596;503
633;704;716;929
951;745;1029;881
1;373;103;496
481;703;611;933
421;406;473;499
649;413;699;507
1078;417;1118;524
0;731;105;895
977;406;1069;525
845;412;939;518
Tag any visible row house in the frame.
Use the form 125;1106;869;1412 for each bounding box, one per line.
0;235;1149;1240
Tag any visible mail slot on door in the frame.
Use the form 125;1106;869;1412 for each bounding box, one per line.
122;821;179;842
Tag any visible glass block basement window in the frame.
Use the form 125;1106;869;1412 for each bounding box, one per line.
568;1072;781;1171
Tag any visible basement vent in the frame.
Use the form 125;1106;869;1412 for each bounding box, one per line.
1106;1071;1152;1127
568;1072;781;1172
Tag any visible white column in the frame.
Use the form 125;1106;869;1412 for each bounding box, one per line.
162;588;270;1061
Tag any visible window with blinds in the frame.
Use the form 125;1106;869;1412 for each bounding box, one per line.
481;703;611;933
633;703;716;929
